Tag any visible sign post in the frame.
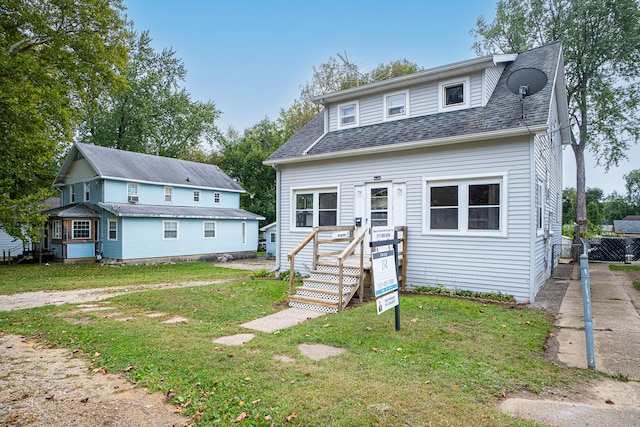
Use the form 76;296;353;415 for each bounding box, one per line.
370;226;401;331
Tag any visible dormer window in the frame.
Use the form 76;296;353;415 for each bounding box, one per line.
439;77;470;111
338;102;358;127
384;91;409;120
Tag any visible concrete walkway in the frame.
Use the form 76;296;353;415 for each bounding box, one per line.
501;261;640;426
556;262;640;379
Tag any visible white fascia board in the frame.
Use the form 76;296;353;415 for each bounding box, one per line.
95;176;246;193
266;125;548;166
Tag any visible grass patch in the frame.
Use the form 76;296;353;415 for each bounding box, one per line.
635;282;640;292
610;265;640;272
0;275;598;426
0;262;248;295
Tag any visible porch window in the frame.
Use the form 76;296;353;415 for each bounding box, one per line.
163;221;178;239
425;175;505;235
108;219;117;240
52;220;62;239
203;221;216;238
293;188;338;229
72;220;91;239
164;186;173;203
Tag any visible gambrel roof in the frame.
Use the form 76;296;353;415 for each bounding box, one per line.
54;142;244;192
265;42;569;165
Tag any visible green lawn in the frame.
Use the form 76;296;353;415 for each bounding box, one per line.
0;262;249;295
0;264;599;426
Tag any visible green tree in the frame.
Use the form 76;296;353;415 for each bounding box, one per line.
602;191;636;223
625;169;640;207
78;31;221;158
279;56;423;136
586;201;603;234
219;120;288;224
0;0;129;243
472;0;640;235
562;188;576;225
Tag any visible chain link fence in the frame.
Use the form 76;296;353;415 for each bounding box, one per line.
587;236;640;262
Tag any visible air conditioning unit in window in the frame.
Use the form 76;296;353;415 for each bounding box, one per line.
128;195;139;203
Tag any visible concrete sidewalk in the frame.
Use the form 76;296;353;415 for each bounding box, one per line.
556;262;640;379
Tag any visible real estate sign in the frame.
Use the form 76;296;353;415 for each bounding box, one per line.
372;249;398;298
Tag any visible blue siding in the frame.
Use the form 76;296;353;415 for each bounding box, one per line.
67;242;95;258
266;229;276;258
119;217;258;260
51;243;63;259
101;215;123;259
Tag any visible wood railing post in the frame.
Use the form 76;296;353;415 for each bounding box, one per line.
338;258;344;312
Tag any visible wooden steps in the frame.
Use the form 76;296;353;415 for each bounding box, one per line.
288;263;363;313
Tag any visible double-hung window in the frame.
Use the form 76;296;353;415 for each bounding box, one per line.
164;186;173;203
163;221;178;239
338;102;358;128
127;183;139;203
72;220;91;239
214;192;221;204
384;92;408;120
193;190;200;202
108;219;118;240
84;182;90;202
203;221;216;238
70;185;75;203
536;180;543;231
425;175;505;235
293;188;338;229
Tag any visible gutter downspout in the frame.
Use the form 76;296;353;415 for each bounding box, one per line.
268;164;282;274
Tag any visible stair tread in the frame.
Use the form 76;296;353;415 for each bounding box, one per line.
296;285;354;294
289;295;340;307
303;278;358;285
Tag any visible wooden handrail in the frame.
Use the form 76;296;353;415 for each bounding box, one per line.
336;228;368;310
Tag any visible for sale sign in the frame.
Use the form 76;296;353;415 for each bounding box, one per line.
372;249;398;298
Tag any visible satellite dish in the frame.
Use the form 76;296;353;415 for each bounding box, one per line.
507;68;548;99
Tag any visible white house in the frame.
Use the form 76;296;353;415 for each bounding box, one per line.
264;42;569;305
43;143;264;264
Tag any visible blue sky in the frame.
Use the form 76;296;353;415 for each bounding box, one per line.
124;0;637;196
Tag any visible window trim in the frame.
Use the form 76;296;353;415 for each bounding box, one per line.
290;186;340;231
438;77;470;112
383;90;409;121
127;182;139;203
72;220;91;240
423;173;507;237
337;101;358;128
164;186;173;203
536;179;544;234
163;220;179;240
108;218;118;241
203;221;216;239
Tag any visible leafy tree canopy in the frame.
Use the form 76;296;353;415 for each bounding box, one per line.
472;0;640;233
78;31;221;158
0;0;129;243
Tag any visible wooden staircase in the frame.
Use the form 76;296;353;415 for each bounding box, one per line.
287;226;367;313
288;260;366;313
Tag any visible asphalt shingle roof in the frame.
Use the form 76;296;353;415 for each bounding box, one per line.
42;203;101;218
266;42;562;163
57;143;244;192
97;203;265;220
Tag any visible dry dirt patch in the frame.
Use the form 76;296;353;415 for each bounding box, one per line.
0;333;189;427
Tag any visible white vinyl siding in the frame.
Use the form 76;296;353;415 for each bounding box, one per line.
278;136;534;302
484;64;505;106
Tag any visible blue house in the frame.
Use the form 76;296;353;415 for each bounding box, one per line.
260;222;277;259
43;143;264;263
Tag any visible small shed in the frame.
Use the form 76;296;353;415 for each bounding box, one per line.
260;222;277;259
614;219;640;236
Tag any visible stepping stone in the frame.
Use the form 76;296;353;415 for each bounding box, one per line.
115;317;136;322
297;343;345;361
162;316;188;324
146;312;166;318
274;354;295;363
241;308;325;333
102;312;124;318
213;333;255;346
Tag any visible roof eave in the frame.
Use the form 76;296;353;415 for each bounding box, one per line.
311;55;496;105
264;124;548;166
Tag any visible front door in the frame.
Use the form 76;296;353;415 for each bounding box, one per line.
355;182;406;255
